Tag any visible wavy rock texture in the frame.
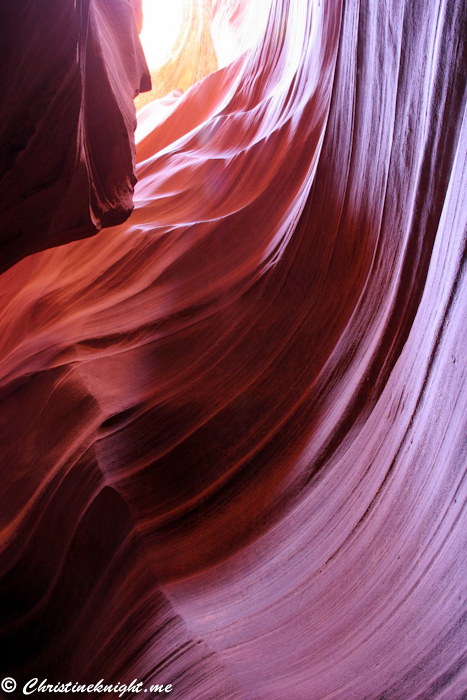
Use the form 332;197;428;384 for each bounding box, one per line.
0;0;150;274
1;0;467;698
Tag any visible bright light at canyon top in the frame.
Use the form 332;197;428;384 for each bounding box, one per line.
140;0;186;70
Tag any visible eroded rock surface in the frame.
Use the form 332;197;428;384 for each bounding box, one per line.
0;0;150;273
0;0;466;697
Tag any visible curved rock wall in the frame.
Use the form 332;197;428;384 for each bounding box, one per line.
0;0;466;697
0;0;150;273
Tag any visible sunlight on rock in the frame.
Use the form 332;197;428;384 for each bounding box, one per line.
135;0;218;110
140;0;186;70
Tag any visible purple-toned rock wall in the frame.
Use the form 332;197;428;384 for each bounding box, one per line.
0;0;150;272
0;0;466;697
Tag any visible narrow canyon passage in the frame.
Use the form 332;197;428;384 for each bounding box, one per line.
0;0;466;698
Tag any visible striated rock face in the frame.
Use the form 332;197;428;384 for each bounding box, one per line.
1;0;467;698
0;0;150;274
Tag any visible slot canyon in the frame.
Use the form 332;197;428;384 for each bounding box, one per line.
0;0;466;698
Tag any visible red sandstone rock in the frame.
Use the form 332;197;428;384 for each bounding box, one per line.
0;0;150;273
0;0;466;697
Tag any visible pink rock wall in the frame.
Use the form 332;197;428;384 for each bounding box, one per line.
0;0;466;697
